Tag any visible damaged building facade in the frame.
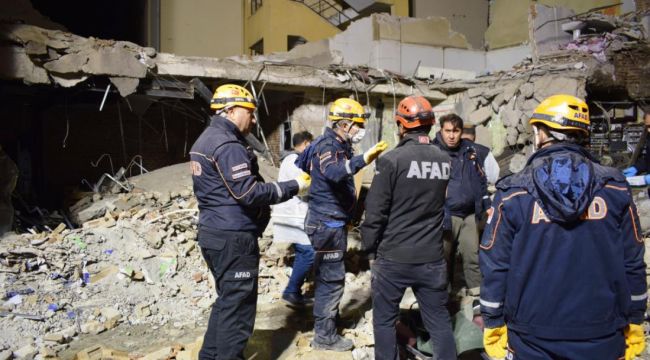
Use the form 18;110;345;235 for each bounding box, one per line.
1;0;650;359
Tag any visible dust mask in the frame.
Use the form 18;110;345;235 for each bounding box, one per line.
351;128;366;144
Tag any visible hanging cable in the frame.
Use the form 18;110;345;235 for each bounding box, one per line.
62;97;70;148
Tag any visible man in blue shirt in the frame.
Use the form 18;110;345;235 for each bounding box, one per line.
296;97;387;351
190;84;311;360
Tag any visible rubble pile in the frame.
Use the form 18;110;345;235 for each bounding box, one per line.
0;164;381;359
561;12;646;62
451;74;586;174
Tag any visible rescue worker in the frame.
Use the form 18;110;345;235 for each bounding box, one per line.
433;114;490;300
296;97;388;351
361;96;456;360
190;84;311;360
461;124;500;185
480;94;647;360
272;131;315;307
623;111;650;195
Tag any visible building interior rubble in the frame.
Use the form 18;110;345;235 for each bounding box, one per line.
1;0;650;359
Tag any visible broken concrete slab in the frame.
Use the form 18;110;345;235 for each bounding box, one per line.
43;52;88;73
82;47;147;78
13;344;38;360
110;77;139;97
519;82;534;98
0;46;50;84
469;106;492;125
100;307;121;329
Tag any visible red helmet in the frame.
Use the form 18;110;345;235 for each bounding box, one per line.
395;96;435;129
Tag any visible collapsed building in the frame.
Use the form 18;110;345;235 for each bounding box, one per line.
1;0;650;359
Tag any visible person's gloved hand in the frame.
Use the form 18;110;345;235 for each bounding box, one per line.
295;172;311;196
483;326;508;359
623;166;638;177
625;323;645;360
363;141;388;164
645;174;650;186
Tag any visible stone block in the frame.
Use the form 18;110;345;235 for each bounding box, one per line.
13;344;37;360
469;106;493;125
100;307;121;329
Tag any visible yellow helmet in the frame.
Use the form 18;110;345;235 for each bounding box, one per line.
210;84;256;111
529;94;590;135
328;98;369;125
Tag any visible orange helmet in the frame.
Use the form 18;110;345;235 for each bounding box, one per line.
395;96;435;129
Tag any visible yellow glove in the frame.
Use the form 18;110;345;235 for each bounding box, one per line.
363;141;388;164
295;172;311;196
625;324;646;360
483;326;508;359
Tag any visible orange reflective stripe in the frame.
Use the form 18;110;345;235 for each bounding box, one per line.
480;191;527;250
629;206;643;244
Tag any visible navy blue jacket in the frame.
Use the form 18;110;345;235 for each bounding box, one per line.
295;127;366;221
480;143;646;340
433;133;490;218
190;115;299;236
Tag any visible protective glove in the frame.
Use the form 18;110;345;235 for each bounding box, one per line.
625;323;645;360
363;141;388;164
623;166;638;177
483;326;508;359
295;172;311;196
646;174;650;186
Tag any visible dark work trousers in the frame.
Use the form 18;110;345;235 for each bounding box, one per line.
372;258;456;360
198;227;260;360
305;215;348;345
507;329;625;360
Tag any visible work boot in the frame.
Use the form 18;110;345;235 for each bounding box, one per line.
310;336;354;352
282;292;313;307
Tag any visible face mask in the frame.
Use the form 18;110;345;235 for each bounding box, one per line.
351;128;366;144
532;126;539;152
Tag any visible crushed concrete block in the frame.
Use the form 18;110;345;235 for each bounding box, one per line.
135;303;151;319
141;347;172;360
80;320;105;335
502;81;522;101
475;125;492;149
502;109;522;128
43;333;65;344
43;52;88;73
73;346;128;360
82;47;147;78
100;307;121;329
492;93;505;112
144;229;163;249
0;46;50;85
82;215;116;229
507;127;519;146
73;199;114;224
533;76;579;100
110;77;139;97
0;349;12;360
519;82;534;98
523;99;538;112
38;346;57;358
517;132;530;145
13;344;37;360
467;87;484;98
509;154;528;173
469;106;492;125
